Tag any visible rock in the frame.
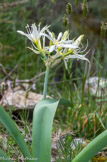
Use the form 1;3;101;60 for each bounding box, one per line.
1;89;48;110
85;77;107;97
70;138;86;150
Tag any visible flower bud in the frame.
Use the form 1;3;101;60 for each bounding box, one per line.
45;54;62;68
75;35;84;46
62;30;69;41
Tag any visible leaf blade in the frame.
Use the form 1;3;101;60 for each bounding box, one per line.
0;105;31;160
59;97;72;107
32;99;59;162
0;148;12;162
72;130;107;162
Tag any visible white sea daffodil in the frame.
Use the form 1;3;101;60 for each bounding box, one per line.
45;34;89;68
45;30;78;53
17;23;89;68
17;23;49;55
61;35;89;68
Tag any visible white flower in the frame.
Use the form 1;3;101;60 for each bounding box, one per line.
44;30;78;53
17;23;49;43
62;40;90;69
17;23;49;54
17;23;89;68
64;53;89;62
44;32;89;68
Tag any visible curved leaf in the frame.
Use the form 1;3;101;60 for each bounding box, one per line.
72;129;107;162
0;105;31;161
0;148;12;162
32;99;59;162
39;97;72;107
59;97;72;107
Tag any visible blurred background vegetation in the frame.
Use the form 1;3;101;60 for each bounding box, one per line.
0;0;106;78
0;0;107;159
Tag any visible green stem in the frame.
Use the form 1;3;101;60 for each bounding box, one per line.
43;67;49;99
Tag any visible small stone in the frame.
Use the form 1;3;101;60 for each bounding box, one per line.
1;89;49;110
85;77;107;97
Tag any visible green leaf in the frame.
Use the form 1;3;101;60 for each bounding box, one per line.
40;97;72;107
96;112;105;129
0;148;12;162
72;130;107;162
59;97;72;107
32;98;72;161
32;99;59;162
0;105;31;161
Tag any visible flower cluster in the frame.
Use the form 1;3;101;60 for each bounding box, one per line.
17;23;89;68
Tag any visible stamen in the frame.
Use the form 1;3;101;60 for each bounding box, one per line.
31;41;38;50
81;40;88;53
26;24;31;34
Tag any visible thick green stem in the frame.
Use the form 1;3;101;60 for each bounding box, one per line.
43;67;49;99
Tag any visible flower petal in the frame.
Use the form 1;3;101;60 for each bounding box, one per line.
17;30;32;41
58;43;78;49
57;32;62;41
65;54;89;62
40;25;50;36
61;40;73;44
47;30;55;40
17;30;27;36
27;47;40;54
49;45;55;53
31;23;38;40
40;33;52;41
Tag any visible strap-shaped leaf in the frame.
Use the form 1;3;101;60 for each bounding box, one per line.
37;97;72;107
0;105;31;161
72;129;107;162
0;148;12;162
59;97;72;107
32;99;59;162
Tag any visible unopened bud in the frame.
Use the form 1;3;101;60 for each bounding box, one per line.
62;30;69;41
45;54;62;68
75;35;84;46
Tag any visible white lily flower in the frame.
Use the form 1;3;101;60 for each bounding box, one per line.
62;43;89;69
63;35;89;63
44;30;76;52
46;32;87;54
63;53;89;69
44;31;89;68
17;23;49;54
17;23;49;44
64;53;89;62
17;23;89;68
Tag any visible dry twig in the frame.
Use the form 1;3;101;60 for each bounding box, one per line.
0;0;28;10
